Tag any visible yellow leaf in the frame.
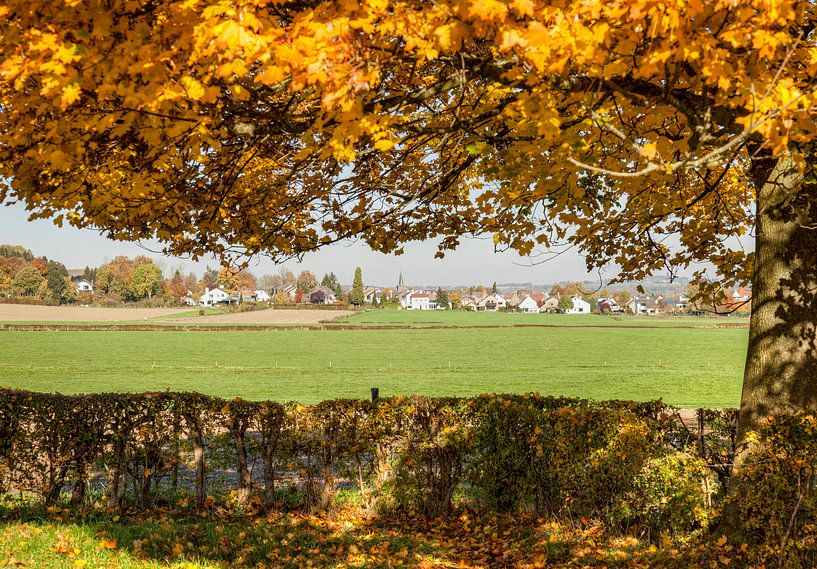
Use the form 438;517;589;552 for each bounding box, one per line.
60;83;82;109
373;138;394;151
640;142;658;160
510;0;534;17
181;76;205;101
99;539;117;550
72;561;87;568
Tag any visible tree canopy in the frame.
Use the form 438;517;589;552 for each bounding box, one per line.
3;0;809;281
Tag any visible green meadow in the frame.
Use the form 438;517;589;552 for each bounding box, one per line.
339;310;742;328
0;323;747;407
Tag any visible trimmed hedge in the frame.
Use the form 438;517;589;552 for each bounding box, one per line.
0;391;718;535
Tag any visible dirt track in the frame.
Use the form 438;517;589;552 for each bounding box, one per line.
0;304;354;324
0;305;189;322
166;309;354;324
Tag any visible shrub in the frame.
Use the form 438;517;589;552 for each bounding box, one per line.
0;387;718;542
723;413;817;566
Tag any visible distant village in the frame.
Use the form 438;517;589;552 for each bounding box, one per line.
0;245;752;315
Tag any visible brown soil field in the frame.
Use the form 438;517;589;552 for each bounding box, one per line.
167;309;355;324
0;304;190;322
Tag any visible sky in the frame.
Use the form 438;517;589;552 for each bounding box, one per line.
0;201;598;287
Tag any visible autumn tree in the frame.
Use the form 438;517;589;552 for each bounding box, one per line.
12;266;44;297
257;274;277;292
0;245;33;261
350;268;365;306
296;270;318;293
276;269;296;288
130;261;163;299
96;256;134;299
557;296;574;312
201;266;219;290
29;257;47;276
165;269;188;301
4;0;817;491
235;270;257;292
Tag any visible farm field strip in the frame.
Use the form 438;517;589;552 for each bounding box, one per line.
0;327;747;407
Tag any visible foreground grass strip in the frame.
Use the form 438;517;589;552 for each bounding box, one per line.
0;505;759;568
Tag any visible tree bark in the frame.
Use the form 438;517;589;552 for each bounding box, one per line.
735;152;817;453
230;420;252;506
190;426;206;510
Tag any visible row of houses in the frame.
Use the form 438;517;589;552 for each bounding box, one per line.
401;290;593;314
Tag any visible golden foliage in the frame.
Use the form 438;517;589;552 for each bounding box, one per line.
1;0;814;286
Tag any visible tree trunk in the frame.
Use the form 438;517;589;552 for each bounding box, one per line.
230;422;252;506
735;153;817;454
190;426;206;510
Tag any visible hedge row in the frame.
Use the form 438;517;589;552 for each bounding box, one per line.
1;390;726;536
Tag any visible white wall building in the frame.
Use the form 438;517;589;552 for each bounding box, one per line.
566;296;591;314
518;296;540;313
200;287;229;306
477;294;507;311
408;293;436;310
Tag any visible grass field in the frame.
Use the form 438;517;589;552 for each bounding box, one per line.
339;310;746;328
0;322;747;407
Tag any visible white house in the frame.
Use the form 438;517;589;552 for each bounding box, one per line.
541;297;559;313
408;293;436;310
626;296;661;315
565;296;591;314
275;285;298;302
308;286;337;305
477;294;507;311
597;296;622;313
182;292;198;306
75;280;94;293
200;287;229;306
254;290;271;302
363;287;382;304
518;295;540;313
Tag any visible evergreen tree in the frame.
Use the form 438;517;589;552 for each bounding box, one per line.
350;267;365;306
320;272;343;298
436;288;450;309
492;282;497;294
82;265;96;284
45;260;68;300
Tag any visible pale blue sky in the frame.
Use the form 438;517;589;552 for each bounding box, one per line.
0;201;598;286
